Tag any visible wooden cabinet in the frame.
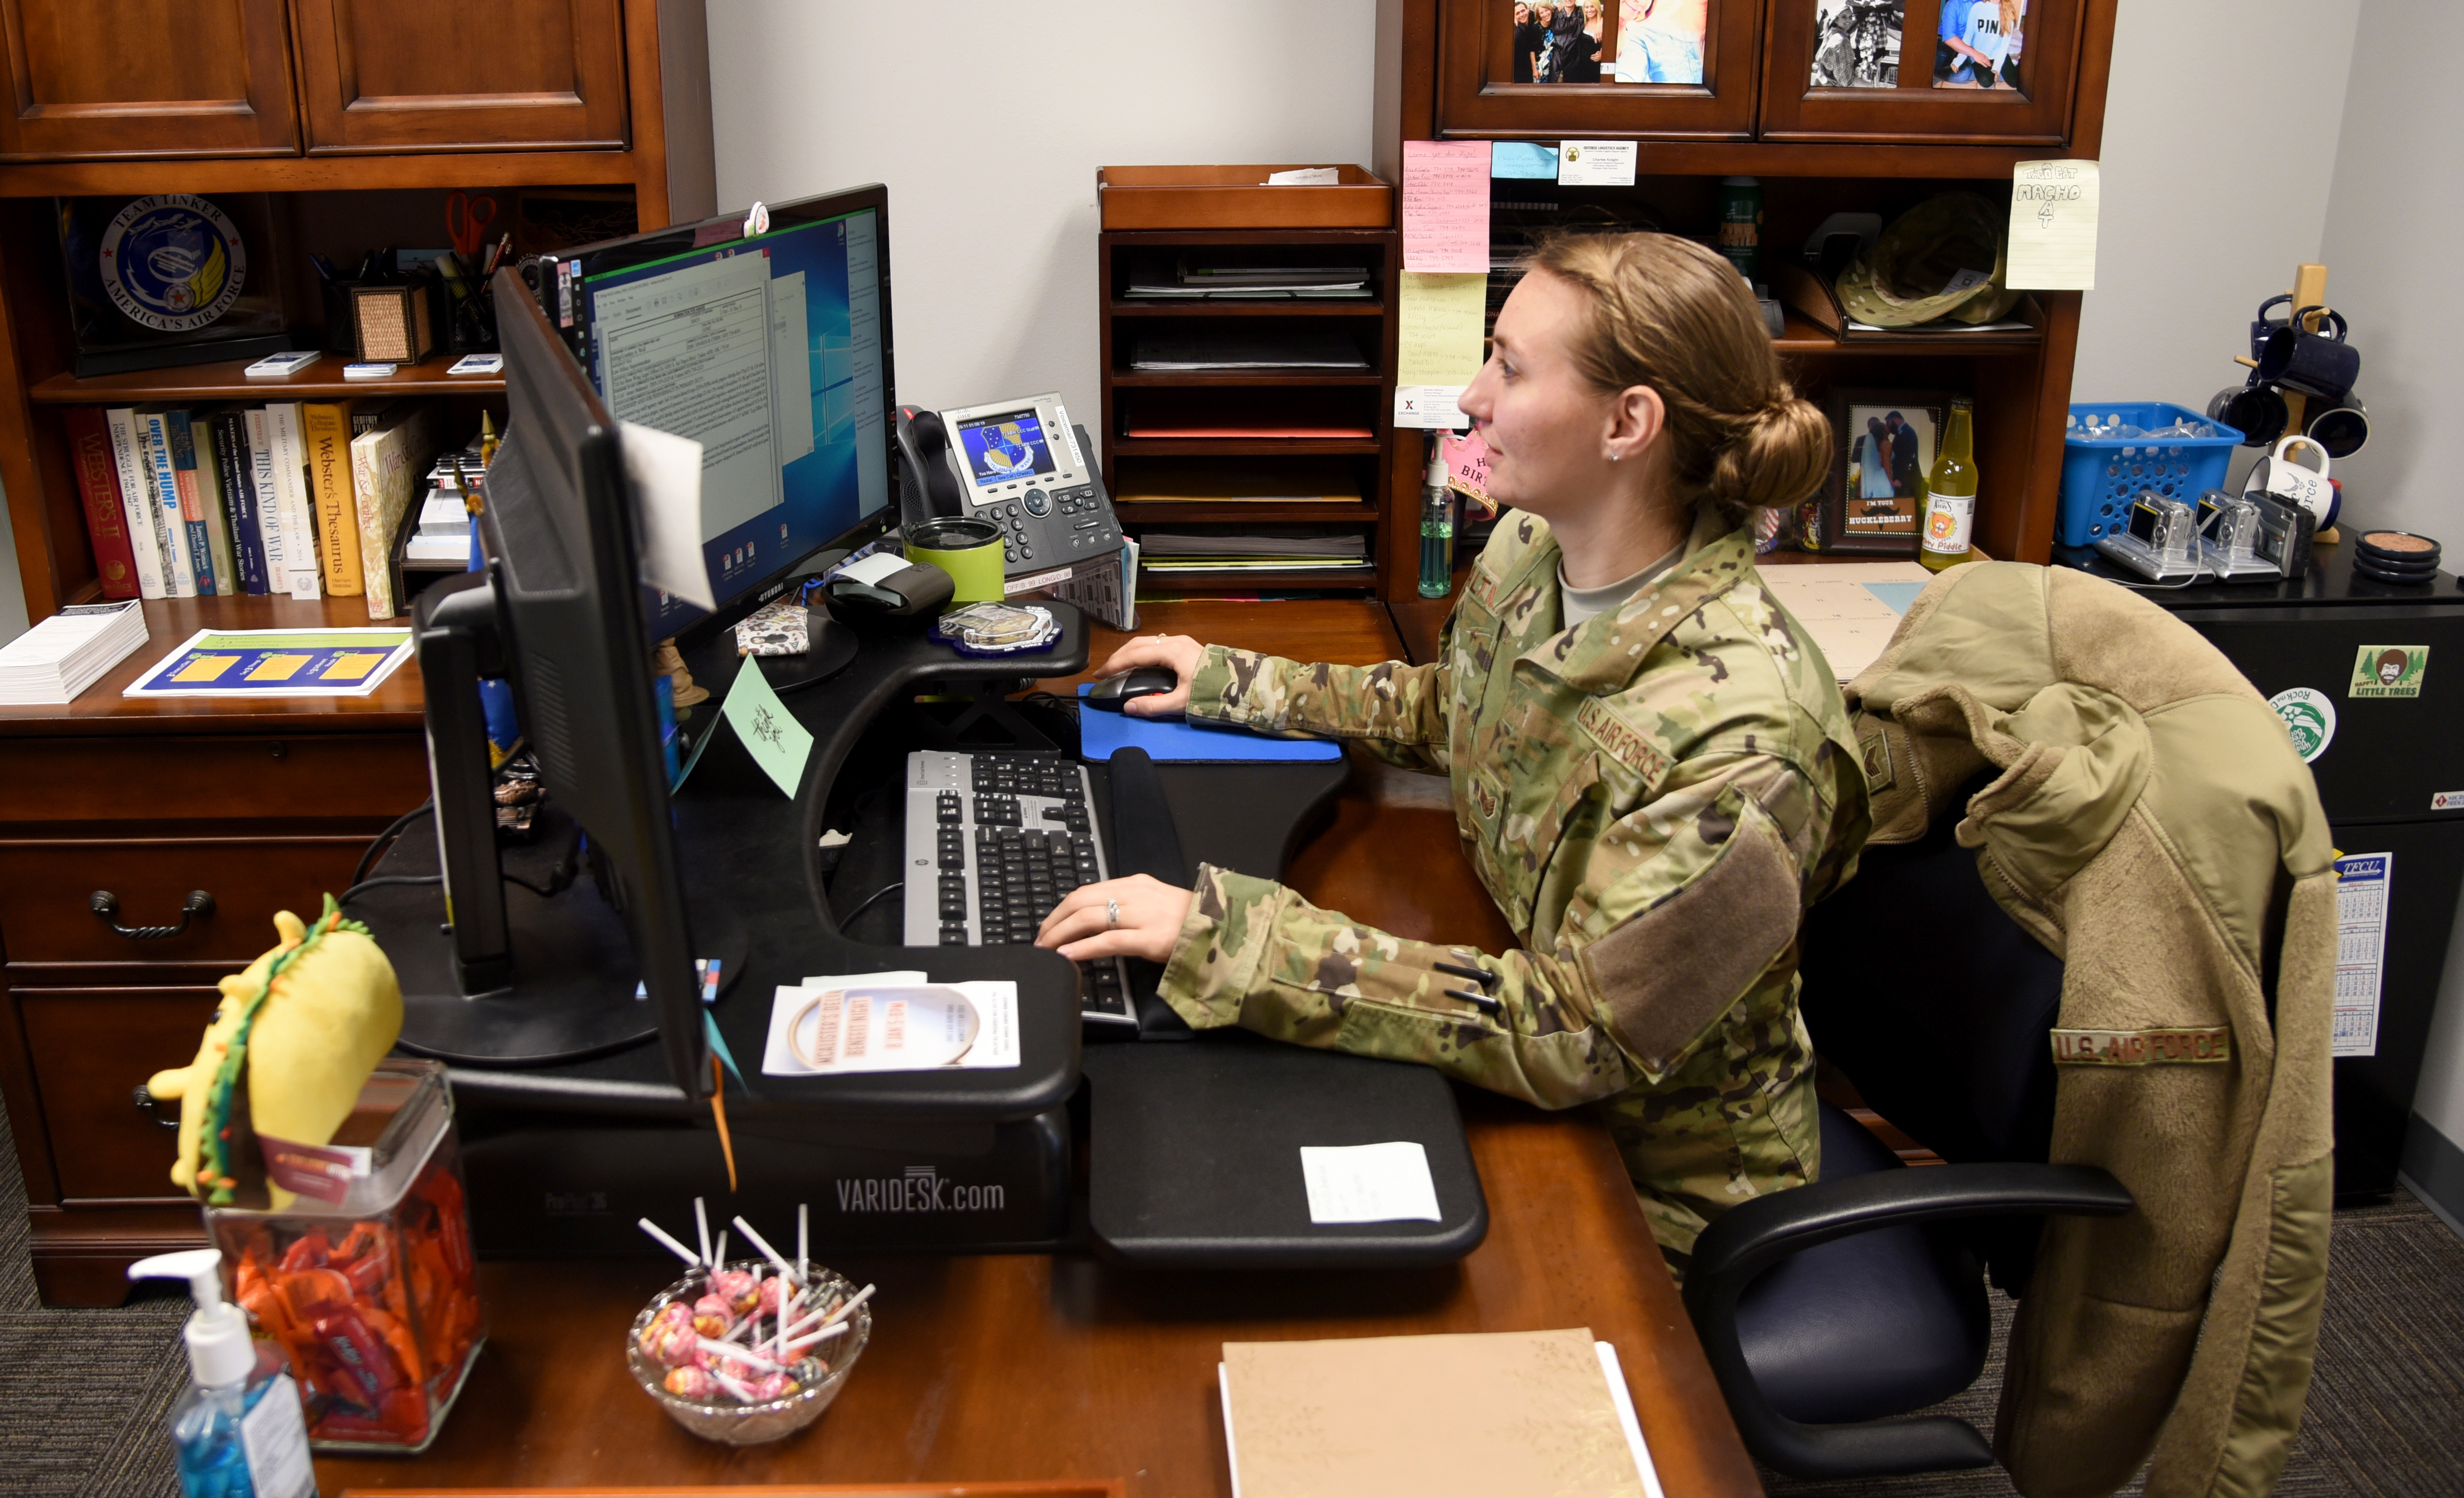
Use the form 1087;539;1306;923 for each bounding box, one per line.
1758;0;2086;143
0;0;299;160
0;595;430;1304
1436;0;1764;141
290;0;632;154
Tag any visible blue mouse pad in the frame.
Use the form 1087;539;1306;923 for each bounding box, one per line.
1077;684;1342;763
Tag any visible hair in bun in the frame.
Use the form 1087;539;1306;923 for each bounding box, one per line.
1522;232;1831;524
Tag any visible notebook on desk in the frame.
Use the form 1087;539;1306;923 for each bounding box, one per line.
1077;684;1343;762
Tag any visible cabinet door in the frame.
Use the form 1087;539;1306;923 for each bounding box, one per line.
1438;0;1763;140
0;0;297;160
1760;0;2082;143
291;0;629;154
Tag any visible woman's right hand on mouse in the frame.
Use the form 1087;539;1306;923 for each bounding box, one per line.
1094;633;1207;718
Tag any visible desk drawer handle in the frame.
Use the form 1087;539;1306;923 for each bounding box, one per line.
90;889;214;940
133;1085;181;1129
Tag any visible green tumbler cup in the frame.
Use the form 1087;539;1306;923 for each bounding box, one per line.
904;517;1006;604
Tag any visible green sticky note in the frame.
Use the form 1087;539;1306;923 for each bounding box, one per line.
720;656;813;797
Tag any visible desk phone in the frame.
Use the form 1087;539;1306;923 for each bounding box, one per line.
896;395;1123;582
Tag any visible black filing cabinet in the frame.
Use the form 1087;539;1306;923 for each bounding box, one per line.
2069;547;2464;1196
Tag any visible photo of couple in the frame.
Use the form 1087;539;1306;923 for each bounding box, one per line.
1844;403;1936;534
1810;0;1902;88
1508;1;1707;87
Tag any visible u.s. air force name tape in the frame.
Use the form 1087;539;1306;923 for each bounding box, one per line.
2050;1027;2231;1066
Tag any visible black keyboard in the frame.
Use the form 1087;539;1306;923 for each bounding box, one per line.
902;749;1134;1028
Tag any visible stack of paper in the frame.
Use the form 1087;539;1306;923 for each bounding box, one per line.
0;600;148;705
1129;332;1368;371
1124;257;1372;301
1140;533;1366;560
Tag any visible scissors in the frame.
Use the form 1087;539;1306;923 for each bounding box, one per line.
446;190;498;260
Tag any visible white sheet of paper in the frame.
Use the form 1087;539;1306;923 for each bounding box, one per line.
1394;384;1472;430
620;419;715;610
2008;160;2099;291
1266;167;1341;186
1558;140;1639;187
763;975;1020;1074
1300;1141;1442;1224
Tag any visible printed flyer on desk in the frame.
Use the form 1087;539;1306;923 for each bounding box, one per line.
124;628;414;698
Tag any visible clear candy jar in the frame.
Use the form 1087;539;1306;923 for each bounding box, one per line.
204;1057;485;1453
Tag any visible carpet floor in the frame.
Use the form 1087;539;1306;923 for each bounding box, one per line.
2;1097;2457;1497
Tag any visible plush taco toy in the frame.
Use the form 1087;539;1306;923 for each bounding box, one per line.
148;896;403;1210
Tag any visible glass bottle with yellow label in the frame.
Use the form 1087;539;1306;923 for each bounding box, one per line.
1919;398;1977;572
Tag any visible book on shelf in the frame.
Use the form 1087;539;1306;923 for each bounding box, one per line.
349;402;446;619
261;403;322;599
241;408;299;598
302;400;364;595
61;406;140;600
207;409;268;595
134;407;202;597
184;409;242;596
102;407;170;600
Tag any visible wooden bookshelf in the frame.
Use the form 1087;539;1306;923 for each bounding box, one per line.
29;352;505;404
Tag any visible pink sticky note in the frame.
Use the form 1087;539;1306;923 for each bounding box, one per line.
1403;140;1491;274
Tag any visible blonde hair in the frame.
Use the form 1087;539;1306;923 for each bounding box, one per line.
1521;232;1830;525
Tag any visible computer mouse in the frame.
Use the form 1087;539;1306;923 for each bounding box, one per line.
1084;667;1180;713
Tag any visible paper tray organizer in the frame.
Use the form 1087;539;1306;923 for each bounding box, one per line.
1097;165;1392;231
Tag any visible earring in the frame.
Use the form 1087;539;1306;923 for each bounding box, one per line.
1606;452;1620;463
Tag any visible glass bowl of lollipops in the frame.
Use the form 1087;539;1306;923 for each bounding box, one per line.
626;1257;873;1445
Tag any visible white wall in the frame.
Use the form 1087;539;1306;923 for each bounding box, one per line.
704;0;1378;433
2316;0;2464;1159
2070;0;2361;414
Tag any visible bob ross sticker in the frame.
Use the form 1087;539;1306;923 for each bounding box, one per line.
99;195;247;333
2349;645;2428;700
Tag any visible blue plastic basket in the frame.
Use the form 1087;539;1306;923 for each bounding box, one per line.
2057;402;2242;548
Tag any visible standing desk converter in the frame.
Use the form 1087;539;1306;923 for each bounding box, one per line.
364;604;1487;1267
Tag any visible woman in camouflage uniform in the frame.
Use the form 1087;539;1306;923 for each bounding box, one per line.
1038;235;1871;1270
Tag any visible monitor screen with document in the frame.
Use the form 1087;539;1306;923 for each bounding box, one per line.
571;186;896;636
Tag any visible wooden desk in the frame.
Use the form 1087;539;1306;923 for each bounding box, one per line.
315;599;1757;1498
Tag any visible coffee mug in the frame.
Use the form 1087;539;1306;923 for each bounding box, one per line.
2255;306;2360;402
2242;435;2335;525
903;516;1006;604
2208;383;2288;446
2305;399;2369;459
2247;293;2293;363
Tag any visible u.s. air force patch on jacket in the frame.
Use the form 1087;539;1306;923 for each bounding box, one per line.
2051;1027;2231;1066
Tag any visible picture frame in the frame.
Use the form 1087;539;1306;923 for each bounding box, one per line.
1819;387;1952;556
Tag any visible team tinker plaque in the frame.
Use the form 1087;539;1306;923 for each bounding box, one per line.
58;192;294;376
99;196;249;332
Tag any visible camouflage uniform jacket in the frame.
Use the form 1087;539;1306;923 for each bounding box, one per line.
1158;509;1872;1264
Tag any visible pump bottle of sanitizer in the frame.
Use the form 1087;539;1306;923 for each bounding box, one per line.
128;1250;319;1498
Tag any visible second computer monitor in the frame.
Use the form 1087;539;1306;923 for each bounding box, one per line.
568;186;896;635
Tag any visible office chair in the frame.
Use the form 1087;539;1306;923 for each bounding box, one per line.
1679;792;2136;1481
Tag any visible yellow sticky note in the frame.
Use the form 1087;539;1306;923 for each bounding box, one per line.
247;653;309;681
2008;160;2099;291
173;654;237;682
1397;272;1488;386
320;652;383;681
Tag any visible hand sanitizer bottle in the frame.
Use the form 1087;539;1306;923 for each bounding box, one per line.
129;1250;319;1498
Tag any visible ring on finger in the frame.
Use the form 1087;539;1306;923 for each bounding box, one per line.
1105;897;1121;929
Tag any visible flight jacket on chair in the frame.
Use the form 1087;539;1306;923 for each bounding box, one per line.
1846;561;2335;1498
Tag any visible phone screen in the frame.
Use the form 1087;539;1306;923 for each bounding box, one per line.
955;409;1055;486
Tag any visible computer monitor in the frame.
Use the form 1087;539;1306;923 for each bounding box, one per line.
395;268;708;1094
560;185;898;637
